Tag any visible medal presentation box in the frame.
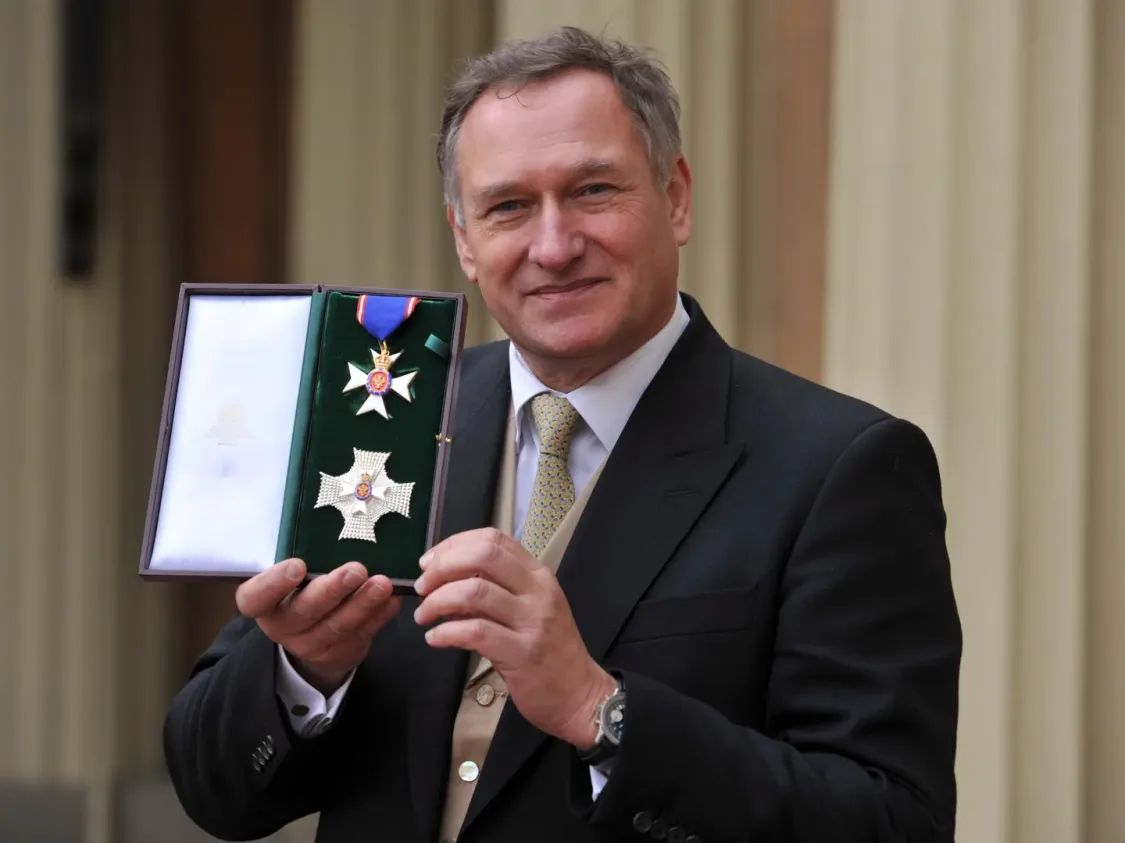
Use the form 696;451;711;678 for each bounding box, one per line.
139;284;467;593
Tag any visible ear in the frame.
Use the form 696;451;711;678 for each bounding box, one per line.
447;205;478;284
665;154;693;247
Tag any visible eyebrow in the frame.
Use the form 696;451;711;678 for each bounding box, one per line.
471;158;622;205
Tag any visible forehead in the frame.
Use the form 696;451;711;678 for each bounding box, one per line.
456;69;645;188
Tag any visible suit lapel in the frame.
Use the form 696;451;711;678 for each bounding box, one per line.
462;299;742;831
435;342;512;542
405;341;510;843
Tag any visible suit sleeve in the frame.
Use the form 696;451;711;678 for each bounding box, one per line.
573;417;962;842
163;615;356;841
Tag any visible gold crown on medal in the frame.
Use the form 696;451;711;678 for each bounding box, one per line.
372;341;394;371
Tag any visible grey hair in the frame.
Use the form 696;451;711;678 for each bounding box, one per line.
436;26;682;227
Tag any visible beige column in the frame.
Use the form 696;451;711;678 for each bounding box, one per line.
826;1;1107;842
828;5;1015;839
289;0;496;345
0;0;175;840
1011;5;1093;841
0;0;60;781
1084;1;1125;840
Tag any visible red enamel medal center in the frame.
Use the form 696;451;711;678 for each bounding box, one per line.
366;368;391;396
354;474;373;501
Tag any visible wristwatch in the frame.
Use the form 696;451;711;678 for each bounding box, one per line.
577;672;625;767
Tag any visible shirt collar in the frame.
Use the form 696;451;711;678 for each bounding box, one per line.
509;293;690;453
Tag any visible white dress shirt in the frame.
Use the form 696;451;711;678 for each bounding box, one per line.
276;294;691;797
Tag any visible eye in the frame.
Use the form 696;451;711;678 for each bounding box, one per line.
579;183;614;196
488;199;522;215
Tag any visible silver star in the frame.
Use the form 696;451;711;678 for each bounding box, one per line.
314;448;414;543
342;342;418;419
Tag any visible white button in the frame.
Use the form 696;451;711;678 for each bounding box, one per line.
475;684;496;706
458;760;479;782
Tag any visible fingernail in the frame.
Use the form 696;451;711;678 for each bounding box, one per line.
419;552;433;570
414;574;426;594
344;567;364;586
286;561;303;581
425;628;436;644
413;605;423;623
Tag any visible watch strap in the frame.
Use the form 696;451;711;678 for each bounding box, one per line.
576;735;618;767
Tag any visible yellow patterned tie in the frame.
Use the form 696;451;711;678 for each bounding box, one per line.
521;392;581;557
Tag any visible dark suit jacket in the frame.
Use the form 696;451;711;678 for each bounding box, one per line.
163;294;961;843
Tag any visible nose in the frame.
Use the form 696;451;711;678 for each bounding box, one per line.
527;201;584;272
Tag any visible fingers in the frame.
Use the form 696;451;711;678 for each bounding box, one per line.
281;574;400;661
236;558;307;618
424;616;515;658
414;574;522;629
359;584;404;637
416;528;533;597
284;563;371;631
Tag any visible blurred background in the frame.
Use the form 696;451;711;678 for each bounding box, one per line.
0;1;1121;841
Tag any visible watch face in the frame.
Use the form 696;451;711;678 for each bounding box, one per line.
603;694;626;743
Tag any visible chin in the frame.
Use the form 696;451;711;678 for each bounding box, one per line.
517;315;616;362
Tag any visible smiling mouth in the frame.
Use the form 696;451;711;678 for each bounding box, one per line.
529;278;605;298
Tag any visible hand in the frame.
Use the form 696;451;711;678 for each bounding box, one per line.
236;558;402;695
413;528;617;749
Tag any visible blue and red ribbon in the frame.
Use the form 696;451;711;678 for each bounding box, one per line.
356;294;420;342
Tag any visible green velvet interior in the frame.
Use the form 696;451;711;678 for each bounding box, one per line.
289;292;457;579
275;291;327;565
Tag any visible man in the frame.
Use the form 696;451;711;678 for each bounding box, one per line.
164;26;961;843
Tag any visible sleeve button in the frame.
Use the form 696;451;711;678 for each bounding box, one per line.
668;827;685;843
632;812;653;833
650;818;668;839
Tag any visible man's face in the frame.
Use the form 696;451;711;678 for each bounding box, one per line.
448;68;692;386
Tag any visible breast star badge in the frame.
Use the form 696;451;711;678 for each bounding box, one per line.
315;448;414;542
342;341;418;419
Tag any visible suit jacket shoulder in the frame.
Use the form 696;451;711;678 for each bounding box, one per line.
728;350;892;448
725;347;936;488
